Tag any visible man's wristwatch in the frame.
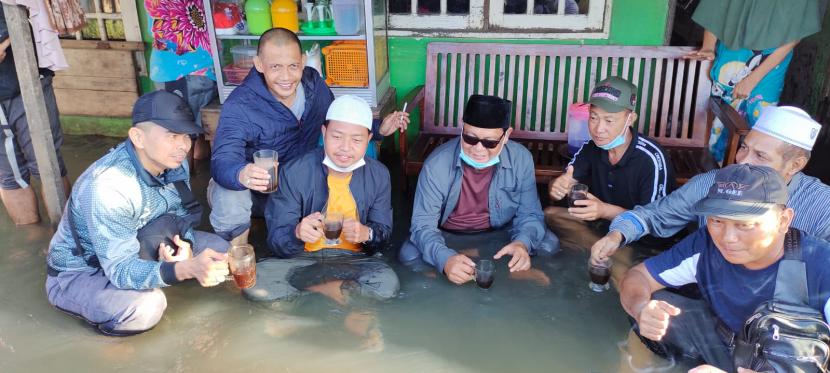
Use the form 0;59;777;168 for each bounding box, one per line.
364;227;373;243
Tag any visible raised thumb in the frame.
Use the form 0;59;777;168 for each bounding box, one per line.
565;165;574;177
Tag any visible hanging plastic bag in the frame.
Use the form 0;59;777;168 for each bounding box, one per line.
305;43;323;78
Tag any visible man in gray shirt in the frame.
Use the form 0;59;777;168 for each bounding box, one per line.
592;106;830;265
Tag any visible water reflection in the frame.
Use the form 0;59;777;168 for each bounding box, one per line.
0;135;694;372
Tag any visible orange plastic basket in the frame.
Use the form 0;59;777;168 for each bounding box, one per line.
322;41;369;87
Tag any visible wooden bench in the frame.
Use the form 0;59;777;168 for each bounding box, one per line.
399;42;747;187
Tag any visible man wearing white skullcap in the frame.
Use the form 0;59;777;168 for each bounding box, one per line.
592;105;830;263
246;95;398;310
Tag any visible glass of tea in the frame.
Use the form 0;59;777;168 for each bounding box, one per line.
323;212;343;245
228;244;256;289
253;149;279;193
569;183;589;208
588;257;612;292
475;259;495;289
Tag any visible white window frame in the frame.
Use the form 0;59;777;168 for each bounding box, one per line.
388;0;484;30
73;0;141;41
388;0;611;39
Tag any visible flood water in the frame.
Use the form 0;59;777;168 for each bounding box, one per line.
0;135;693;372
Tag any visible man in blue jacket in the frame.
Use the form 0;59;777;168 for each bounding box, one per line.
398;94;558;285
244;94;396;305
46;91;230;336
209;28;407;246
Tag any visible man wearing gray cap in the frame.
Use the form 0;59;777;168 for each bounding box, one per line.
45;91;230;336
593;106;830;265
620;164;830;371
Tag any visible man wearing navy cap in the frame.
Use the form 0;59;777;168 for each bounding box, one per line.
399;94;558;285
45;91;230;336
619;164;830;370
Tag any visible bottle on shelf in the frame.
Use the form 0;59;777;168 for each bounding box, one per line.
331;0;362;35
245;0;273;35
271;0;300;32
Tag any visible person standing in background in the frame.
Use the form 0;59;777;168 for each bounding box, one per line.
684;0;824;163
0;6;70;225
145;0;217;161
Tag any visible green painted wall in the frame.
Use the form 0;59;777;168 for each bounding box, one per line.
387;0;670;140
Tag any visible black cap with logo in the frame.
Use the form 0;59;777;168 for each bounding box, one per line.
692;164;788;220
131;90;203;135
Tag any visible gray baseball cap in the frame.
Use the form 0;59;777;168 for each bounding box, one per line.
692;164;788;220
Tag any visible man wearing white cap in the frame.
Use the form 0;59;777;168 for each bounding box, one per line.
244;95;397;306
592;106;830;264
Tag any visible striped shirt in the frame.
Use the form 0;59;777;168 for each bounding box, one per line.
611;171;830;244
568;128;675;211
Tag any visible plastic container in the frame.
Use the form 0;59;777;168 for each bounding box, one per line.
213;2;242;35
231;45;257;69
245;0;273;35
322;41;368;87
271;0;299;32
567;103;591;155
331;0;363;35
223;64;249;85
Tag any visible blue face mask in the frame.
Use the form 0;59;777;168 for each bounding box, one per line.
596;113;631;151
459;149;500;169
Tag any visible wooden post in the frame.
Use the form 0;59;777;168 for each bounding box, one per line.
3;3;65;226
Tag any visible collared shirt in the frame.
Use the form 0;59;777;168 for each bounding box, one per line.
569;128;675;210
610;171;830;244
409;138;547;273
46;141;194;289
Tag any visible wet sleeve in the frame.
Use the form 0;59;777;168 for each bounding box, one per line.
508;150;546;254
613;171;714;245
364;166;393;248
266;164;306;258
409;163;457;274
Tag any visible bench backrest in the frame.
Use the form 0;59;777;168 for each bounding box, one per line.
423;42;713;148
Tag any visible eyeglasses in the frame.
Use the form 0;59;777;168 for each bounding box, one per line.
461;130;506;149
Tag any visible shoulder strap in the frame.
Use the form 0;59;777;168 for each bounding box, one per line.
173;180;203;227
773;228;808;305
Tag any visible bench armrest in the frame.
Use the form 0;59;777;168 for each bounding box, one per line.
710;97;750;165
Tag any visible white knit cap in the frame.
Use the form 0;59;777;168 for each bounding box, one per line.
325;95;373;132
753;106;822;151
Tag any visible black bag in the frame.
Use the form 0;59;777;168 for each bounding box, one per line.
733;229;830;373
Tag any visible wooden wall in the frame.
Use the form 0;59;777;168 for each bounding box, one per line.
54;40;142;117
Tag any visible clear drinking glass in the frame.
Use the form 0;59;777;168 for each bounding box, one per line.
588;257;612;292
323;212;344;245
569;183;589;208
228;244;256;289
475;259;495;289
253;149;279;193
